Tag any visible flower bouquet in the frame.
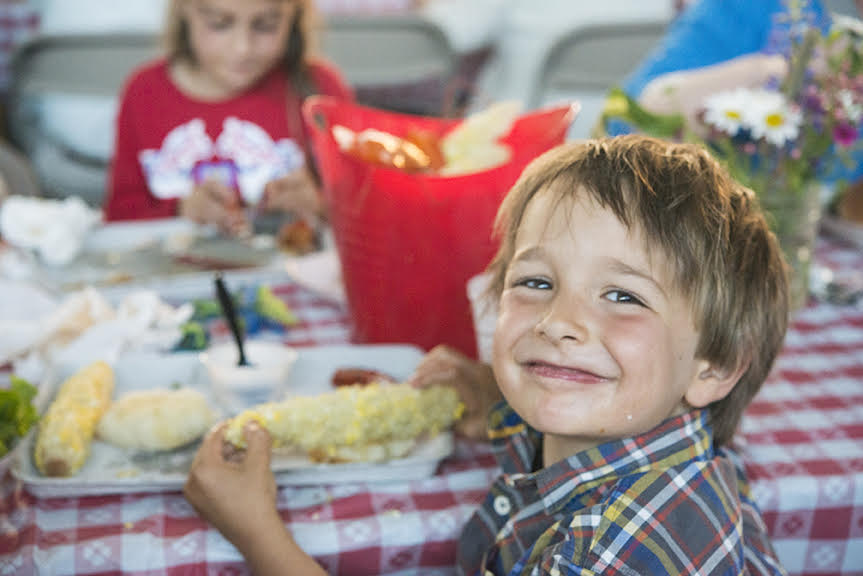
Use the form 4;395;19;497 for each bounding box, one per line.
599;1;863;310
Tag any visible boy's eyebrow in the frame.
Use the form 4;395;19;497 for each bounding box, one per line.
510;246;545;263
607;259;668;298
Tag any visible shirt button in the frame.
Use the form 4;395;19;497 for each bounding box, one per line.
493;494;512;516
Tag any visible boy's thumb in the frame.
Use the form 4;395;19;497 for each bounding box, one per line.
242;422;272;469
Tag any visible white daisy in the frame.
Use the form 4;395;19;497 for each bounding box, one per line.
838;89;862;124
702;88;751;136
742;89;802;147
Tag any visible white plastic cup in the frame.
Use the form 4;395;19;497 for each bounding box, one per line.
201;341;298;413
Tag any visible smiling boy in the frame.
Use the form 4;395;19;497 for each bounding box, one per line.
456;135;790;575
184;135;790;576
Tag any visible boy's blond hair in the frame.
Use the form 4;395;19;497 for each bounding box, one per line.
163;0;319;95
486;135;789;448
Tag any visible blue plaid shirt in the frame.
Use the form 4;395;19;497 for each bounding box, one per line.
456;403;786;576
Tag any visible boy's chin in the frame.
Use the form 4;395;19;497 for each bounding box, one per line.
533;405;694;454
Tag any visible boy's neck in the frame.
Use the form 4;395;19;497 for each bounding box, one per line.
541;404;695;467
542;434;597;468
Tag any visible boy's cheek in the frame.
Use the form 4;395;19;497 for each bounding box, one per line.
492;308;524;356
496;294;540;328
490;327;518;388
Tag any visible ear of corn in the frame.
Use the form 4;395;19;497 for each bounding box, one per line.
34;361;114;477
225;383;464;462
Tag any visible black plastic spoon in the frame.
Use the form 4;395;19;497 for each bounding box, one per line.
214;273;251;366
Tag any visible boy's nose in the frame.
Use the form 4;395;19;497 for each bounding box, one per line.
534;294;590;344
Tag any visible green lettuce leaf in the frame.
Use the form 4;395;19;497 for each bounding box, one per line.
0;376;39;458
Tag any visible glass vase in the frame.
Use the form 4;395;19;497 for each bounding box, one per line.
757;179;822;312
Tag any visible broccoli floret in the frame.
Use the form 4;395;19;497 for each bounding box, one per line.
191;298;222;321
174;322;209;351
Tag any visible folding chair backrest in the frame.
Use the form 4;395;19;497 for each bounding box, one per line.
320;13;457;115
12;33;158;97
533;20;668;140
320;13;455;86
33;0;165;35
7;33;160;205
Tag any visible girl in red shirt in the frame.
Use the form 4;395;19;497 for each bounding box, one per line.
104;0;353;235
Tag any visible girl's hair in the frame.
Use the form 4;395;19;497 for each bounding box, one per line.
163;0;319;97
486;135;789;448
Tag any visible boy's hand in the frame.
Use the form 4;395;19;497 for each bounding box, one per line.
184;421;281;550
408;345;501;441
180;180;249;237
261;168;322;223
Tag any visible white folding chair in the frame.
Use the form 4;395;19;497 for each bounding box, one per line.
7;33;160;205
318;13;458;115
531;19;669;140
6;0;166;204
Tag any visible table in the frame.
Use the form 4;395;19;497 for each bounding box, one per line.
1;232;862;575
741;234;863;575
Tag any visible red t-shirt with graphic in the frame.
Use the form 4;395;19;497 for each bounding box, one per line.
104;58;353;221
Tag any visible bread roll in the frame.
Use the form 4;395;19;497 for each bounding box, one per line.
97;388;215;451
34;361;114;477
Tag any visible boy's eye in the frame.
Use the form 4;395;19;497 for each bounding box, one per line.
514;277;552;290
604;290;645;306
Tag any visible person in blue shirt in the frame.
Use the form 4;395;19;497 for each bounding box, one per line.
617;0;861;183
626;0;828;102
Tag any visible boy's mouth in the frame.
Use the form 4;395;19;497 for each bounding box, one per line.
523;361;609;384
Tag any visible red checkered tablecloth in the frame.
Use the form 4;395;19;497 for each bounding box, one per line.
740;235;863;576
0;233;861;575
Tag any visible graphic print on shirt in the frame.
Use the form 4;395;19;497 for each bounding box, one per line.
138;117;305;205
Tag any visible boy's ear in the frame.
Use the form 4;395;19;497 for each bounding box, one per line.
685;357;749;408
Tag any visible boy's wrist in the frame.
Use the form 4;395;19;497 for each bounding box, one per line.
230;508;285;553
236;515;328;576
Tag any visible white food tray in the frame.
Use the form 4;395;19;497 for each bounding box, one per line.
14;344;451;497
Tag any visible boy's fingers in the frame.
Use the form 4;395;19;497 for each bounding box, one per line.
410;366;458;388
242;422;272;469
195;422;229;465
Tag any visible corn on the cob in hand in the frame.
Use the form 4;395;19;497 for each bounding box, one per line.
225;382;463;463
34;361;114;476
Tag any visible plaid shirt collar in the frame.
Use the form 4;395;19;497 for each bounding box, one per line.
486;401;715;515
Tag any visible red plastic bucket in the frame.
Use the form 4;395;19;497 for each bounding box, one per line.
304;96;577;358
